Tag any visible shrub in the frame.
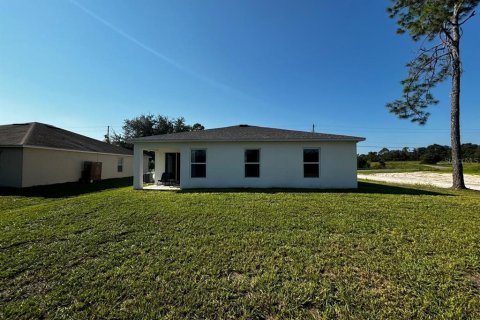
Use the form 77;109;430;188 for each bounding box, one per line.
420;153;443;164
357;157;370;169
369;161;386;169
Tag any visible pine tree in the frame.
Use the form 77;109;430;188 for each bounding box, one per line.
386;0;478;189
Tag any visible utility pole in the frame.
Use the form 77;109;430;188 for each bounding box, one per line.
105;125;111;143
312;124;315;133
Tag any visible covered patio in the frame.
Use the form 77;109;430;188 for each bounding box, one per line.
134;144;182;190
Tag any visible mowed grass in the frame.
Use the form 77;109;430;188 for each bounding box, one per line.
360;161;480;175
1;180;480;319
461;163;480;175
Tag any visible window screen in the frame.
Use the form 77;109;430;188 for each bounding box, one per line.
245;149;260;178
117;158;123;173
303;149;319;178
191;149;206;178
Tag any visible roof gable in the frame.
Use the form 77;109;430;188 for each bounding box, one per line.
131;125;365;143
0;122;133;155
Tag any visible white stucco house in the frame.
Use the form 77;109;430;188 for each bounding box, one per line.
131;124;365;190
0;122;147;188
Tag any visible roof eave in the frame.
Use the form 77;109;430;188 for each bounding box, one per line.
0;144;23;148
22;144;133;156
130;138;366;143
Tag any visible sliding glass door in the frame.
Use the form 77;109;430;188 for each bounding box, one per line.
165;153;181;183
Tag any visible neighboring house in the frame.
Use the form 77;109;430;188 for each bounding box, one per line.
131;124;365;189
0;122;146;188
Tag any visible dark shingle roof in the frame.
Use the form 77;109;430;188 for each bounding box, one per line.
0;122;133;155
131;125;365;143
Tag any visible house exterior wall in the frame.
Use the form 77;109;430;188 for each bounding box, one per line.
21;147;134;187
135;141;358;189
0;147;23;188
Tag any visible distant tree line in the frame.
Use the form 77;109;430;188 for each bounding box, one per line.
358;143;480;169
106;114;204;149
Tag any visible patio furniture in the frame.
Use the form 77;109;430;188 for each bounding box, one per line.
158;172;176;186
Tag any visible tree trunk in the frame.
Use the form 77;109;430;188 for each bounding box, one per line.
450;10;466;189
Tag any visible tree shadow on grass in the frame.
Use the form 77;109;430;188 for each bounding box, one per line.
355;181;452;195
0;177;133;199
177;181;452;196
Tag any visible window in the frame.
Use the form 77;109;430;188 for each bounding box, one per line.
303;149;319;178
245;149;260;178
191;149;206;178
117;158;123;172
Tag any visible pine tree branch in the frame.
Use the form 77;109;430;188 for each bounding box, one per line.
459;10;476;25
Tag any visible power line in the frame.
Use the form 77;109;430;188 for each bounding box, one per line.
312;124;480;131
61;125;480;132
359;146;426;148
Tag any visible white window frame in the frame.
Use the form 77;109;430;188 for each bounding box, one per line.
303;148;320;178
190;149;207;178
244;149;260;178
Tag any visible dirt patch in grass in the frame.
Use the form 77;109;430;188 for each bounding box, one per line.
358;172;480;190
466;273;480;290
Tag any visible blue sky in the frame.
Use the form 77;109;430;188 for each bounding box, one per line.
0;0;478;153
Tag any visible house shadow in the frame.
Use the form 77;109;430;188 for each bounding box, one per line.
0;177;133;199
177;181;451;196
0;179;452;198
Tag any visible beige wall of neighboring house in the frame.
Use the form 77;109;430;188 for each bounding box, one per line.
0;147;150;188
0;122;146;188
21;147;135;187
0;147;23;188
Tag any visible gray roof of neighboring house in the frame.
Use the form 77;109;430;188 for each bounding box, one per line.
0;122;133;155
131;124;365;143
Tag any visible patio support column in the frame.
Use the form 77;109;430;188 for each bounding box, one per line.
133;144;144;190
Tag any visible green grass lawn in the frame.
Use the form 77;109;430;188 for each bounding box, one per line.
1;179;480;319
359;161;480;175
460;163;480;175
